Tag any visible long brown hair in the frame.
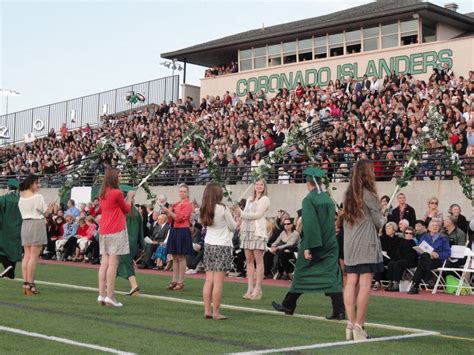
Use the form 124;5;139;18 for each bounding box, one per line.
200;182;224;227
343;159;378;225
100;168;120;199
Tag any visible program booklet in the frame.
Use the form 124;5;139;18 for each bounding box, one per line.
413;241;434;254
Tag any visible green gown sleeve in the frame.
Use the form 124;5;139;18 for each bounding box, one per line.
301;196;323;250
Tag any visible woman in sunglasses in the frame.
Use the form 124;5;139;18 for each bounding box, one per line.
422;197;443;226
384;227;418;292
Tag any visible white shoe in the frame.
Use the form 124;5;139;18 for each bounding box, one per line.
104;297;123;307
97;295;106;306
185;269;197;275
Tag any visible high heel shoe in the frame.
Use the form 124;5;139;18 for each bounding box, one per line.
173;282;184;291
97;295;106;306
127;287;140;296
248;290;262;300
28;283;39;295
23;282;34;296
104;297;123;307
167;282;177;290
242;292;252;299
353;324;368;341
345;322;354;340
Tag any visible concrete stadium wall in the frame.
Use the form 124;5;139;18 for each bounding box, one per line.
3;180;472;220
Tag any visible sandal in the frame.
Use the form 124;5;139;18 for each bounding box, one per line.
128;287;140;296
29;282;39;295
23;282;34;296
173;282;184;291
167;282;177;290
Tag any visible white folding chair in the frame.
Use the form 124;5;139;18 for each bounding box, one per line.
432;245;473;295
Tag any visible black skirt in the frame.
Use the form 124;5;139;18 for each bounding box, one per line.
165;227;193;255
344;262;384;274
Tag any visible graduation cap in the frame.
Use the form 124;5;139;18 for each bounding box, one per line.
303;167;326;194
7;179;19;190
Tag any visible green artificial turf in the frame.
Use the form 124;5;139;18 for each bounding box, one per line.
0;263;472;354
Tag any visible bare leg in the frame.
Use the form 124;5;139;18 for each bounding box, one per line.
171;254;179;282
252;249;264;295
355;273;373;326
203;271;213;316
344;273;359;325
178;255;186;283
99;254;109;297
212;272;226;318
22;246;30;283
27;245;43;283
244;249;255;295
106;255;119;300
128;275;138;292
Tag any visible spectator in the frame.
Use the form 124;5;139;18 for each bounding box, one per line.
448;203;468;233
65;199;80;218
269;217;299;279
422;197;443;226
408;220;451;294
57;214;78;260
443;215;466;246
388;193;417;227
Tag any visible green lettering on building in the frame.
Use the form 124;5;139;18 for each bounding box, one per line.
235;49;453;96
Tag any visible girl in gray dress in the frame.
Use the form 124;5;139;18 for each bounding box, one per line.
18;175;54;295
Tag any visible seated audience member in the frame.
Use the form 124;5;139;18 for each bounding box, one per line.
65;199;81;218
388;193;417;227
139;213;170;269
64;217;88;261
443;215;466;246
384;227;418;291
264;210;290;278
75;216;97;261
448;204;468;234
185;223;205;274
397;219;410;236
269;217;300;279
408;220;451;294
422;197;443;226
56;214;78;260
373;222;400;290
414;220;427;241
45;215;65;259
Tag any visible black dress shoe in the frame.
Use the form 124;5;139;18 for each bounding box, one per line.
272;301;294;315
407;285;419;294
325;313;345;320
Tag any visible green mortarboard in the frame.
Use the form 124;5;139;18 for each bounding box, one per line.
7;179;19;190
303;167;326;181
119;185;134;194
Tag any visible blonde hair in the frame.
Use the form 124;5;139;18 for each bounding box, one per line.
251;178;268;201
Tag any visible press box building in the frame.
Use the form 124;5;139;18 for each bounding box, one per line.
162;0;474;99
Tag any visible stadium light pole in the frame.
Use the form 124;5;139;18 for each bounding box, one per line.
160;59;183;78
0;89;21;116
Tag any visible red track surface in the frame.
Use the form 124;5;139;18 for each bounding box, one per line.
38;259;474;306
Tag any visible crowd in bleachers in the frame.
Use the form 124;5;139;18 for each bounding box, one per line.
204;62;239;77
1;66;473;184
41;191;473;294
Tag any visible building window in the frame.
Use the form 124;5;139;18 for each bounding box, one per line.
381;22;398;49
283;41;297;64
422;21;436;43
268;43;282;67
253;47;267;69
314;35;327;59
328;33;343;57
298;38;313;62
363;26;379;52
345;30;361;54
239;49;252;71
400;19;418;45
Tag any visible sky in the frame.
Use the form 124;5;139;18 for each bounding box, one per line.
1;0;473;114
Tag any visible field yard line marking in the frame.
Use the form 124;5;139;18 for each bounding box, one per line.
437;334;474;342
22;279;434;335
0;325;135;355
229;331;439;354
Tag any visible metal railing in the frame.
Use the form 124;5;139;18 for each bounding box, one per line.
0;75;179;145
1;153;472;189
